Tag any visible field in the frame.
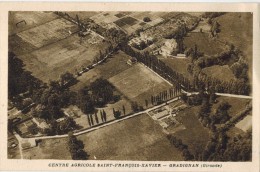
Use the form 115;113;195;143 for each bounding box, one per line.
70;51;132;92
161;57;192;79
174;106;211;155
215;12;253;83
183;32;226;56
22;114;183;160
16;18;78;48
109;63;172;106
9;11;59;36
18;34;109;82
212;96;251;117
201;65;236;82
9;12;110;83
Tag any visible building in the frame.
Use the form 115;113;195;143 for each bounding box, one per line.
127;57;137;65
21;139;36;150
159;39;178;57
32;118;49;130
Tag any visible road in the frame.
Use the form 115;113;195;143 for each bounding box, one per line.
20;97;179;140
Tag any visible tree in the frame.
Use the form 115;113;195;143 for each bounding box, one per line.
122;105;126;115
94;111;99;124
103;109;107;122
60;72;75;86
145;99;148;108
131;102;139;112
100;110;104;122
67;132;89;160
143;17;151;22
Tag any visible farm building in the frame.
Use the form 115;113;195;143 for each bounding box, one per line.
127;57;137;65
21;139;36;150
159;39;178;57
32;118;49;130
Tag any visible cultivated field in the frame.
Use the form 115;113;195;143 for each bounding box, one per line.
108;63;172;106
17;33;109;82
16;18;78;48
9;11;59;36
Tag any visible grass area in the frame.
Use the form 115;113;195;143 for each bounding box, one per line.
161;57;192;80
108;63;172;106
174;106;211;155
18;34;109;83
201;65;236;82
17;18;78;48
78;114;183;160
184;32;226;56
22;114;183;160
216;12;253;83
22;138;71;159
9;11;59;36
212;96;251;117
70;51;132;92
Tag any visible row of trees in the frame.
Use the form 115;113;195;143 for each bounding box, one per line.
151;87;181;105
86;109;108;126
167;134;194;161
121;44;191;91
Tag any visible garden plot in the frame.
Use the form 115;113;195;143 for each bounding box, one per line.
19;33;109;83
17;18;78;48
108;63;172;103
9;11;59;35
129;12;164;26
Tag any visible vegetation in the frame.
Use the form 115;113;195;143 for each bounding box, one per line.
67;132;89;160
77;78;118;115
143;17;151;22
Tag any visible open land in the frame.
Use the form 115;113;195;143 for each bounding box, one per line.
174;106;211;155
22;114;183;160
109;63;173;106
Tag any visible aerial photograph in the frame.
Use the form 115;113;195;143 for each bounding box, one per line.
8;11;252;161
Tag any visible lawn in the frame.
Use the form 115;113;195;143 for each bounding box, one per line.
108;63;172;106
183;32;226;56
22;114;183;160
174;106;211;155
201;65;236;82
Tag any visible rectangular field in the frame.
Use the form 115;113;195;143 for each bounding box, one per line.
108;63;172;104
21;114;183;160
70;51;132;92
17;33;109;83
17;18;78;48
9;11;59;35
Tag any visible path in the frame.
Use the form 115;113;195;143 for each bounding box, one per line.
22;97;179;140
